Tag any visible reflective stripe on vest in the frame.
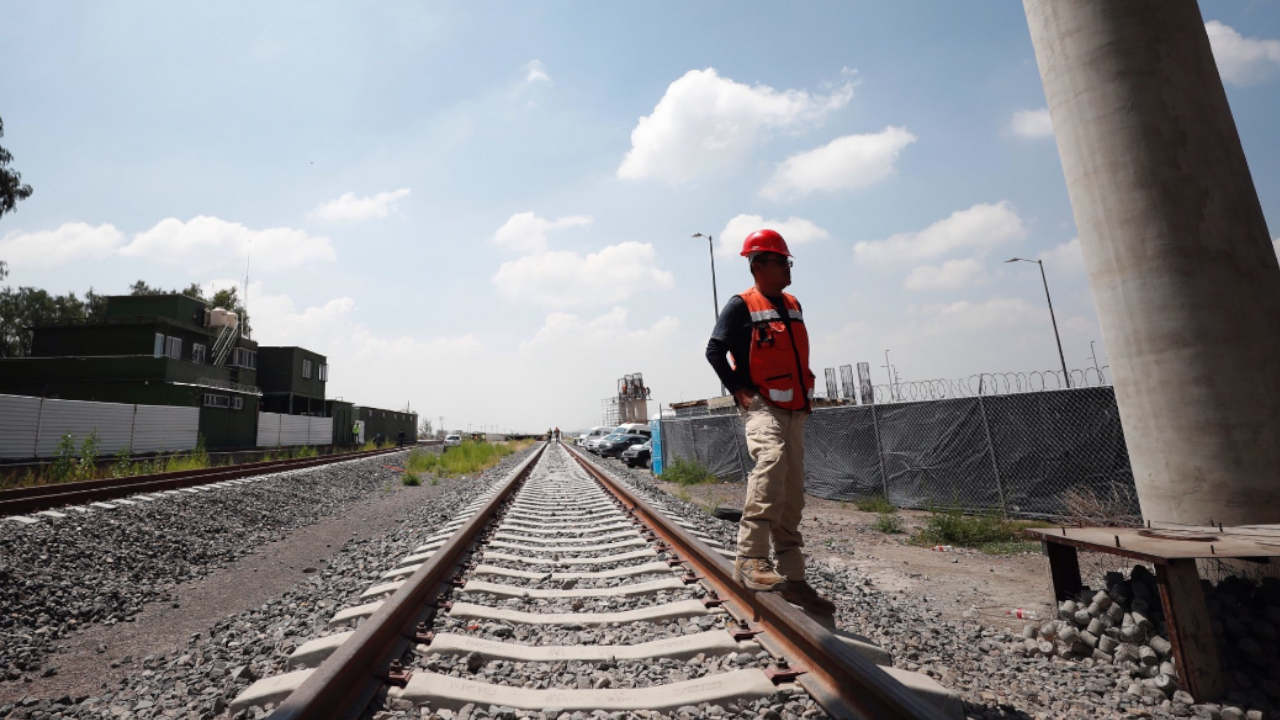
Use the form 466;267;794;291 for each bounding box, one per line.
768;388;794;403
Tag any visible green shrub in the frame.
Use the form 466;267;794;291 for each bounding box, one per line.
660;457;717;486
855;496;895;514
293;445;318;459
873;512;904;534
912;508;1049;553
405;441;513;477
110;446;135;478
401;472;422;486
430;477;439;486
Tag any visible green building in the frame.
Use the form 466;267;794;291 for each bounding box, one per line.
356;405;417;444
257;346;328;416
0;294;262;450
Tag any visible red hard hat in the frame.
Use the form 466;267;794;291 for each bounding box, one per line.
740;229;792;258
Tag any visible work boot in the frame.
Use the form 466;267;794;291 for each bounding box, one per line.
733;557;787;591
781;580;837;617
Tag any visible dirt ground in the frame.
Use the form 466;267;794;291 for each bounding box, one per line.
654;479;1058;629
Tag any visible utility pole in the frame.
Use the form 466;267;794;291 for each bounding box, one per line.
692;232;725;396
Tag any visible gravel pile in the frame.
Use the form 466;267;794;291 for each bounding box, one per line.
1023;565;1280;719
0;446;538;720
0;453;430;684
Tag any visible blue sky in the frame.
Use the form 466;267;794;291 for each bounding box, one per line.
2;1;1278;431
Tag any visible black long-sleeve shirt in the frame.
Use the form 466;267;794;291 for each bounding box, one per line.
705;293;796;394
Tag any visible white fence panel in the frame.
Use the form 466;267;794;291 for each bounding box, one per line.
307;417;333;445
34;398;135;457
0;394;43;458
131;405;199;454
257;412;282;447
279;415;311;446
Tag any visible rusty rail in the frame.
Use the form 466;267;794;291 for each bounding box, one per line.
267;442;547;720
0;444;432;516
562;443;947;720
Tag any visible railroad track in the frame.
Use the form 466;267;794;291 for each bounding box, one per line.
229;442;956;719
0;444;427;518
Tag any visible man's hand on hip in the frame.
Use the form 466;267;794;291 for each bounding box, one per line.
734;388;755;409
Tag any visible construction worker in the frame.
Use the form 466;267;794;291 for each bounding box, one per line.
704;229;834;616
554;426;561;443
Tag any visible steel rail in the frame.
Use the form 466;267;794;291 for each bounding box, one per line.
267;442;547;720
0;444;427;516
562;443;947;720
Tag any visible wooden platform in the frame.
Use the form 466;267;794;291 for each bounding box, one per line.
1027;524;1280;701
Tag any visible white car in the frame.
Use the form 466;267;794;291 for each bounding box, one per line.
444;434;462;448
578;426;613;447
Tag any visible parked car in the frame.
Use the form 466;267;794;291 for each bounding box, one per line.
586;431;620;454
612;423;651;438
444;434;462;448
621;440;651;468
578;426;613;447
598;433;648;458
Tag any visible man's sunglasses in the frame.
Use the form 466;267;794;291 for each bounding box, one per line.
759;256;794;268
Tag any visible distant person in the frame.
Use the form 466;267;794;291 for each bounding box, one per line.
396;430;406;448
704;229;834;617
554;426;561;443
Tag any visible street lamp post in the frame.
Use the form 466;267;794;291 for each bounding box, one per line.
1006;257;1071;388
691;233;720;321
692;232;725;396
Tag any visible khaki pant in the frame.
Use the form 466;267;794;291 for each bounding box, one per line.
736;395;808;580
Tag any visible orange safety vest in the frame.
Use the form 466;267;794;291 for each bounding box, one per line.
732;287;814;412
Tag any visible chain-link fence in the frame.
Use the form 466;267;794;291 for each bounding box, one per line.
658;385;1137;520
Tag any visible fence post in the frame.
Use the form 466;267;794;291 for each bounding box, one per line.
689;419;700;470
976;396;1008;517
32;397;45;459
734;414;749;483
869;401;890;500
130;404;139;454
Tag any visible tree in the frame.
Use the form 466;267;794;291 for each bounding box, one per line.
418;418;433;439
0;286;91;357
0;117;34;219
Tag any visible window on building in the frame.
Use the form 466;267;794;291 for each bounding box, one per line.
166;337;182;360
192;343;206;364
229;348;257;369
319;364;328;381
203;394;230;408
302;359;312;379
232;397;243;410
154;333;165;357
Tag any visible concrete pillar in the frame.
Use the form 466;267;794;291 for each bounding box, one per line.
1023;0;1280;525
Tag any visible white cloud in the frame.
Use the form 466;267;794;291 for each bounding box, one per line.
1205;21;1280;85
904;258;986;291
243;277;698;431
0;222;123;268
491;212;592;253
1039;237;1086;275
617;68;854;183
492;241;674;308
853;201;1027;265
760;126;915;201
311;188;411;221
1009;108;1053;138
523;60;550;84
120;216;336;273
715;215;831;257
